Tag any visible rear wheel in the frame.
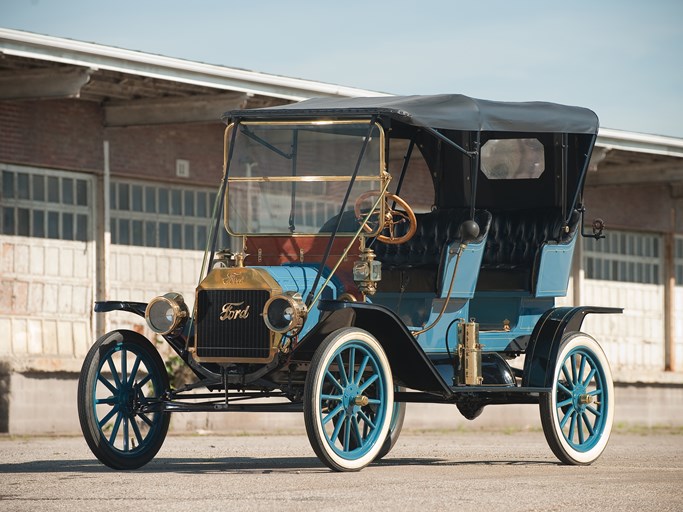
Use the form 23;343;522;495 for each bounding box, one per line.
78;330;170;470
540;333;614;465
304;328;394;471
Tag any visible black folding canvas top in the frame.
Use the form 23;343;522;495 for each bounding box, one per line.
223;94;599;134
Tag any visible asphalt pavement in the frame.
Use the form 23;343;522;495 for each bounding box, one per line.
1;429;682;511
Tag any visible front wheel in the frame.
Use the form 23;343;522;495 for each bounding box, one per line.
304;328;394;471
78;330;171;470
540;333;614;465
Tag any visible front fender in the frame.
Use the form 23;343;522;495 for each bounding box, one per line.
522;306;623;388
294;300;452;395
94;301;147;318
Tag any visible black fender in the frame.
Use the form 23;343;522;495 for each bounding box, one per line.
294;300;452;395
522;306;623;388
94;300;147;318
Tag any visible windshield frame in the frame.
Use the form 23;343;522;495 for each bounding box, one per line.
222;119;388;238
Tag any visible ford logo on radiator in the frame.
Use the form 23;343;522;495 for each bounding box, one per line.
219;301;251;321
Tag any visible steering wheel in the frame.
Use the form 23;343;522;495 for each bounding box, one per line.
353;191;417;245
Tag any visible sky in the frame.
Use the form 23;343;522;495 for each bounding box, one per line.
2;0;682;138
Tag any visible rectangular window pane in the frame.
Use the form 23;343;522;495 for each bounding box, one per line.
184;190;195;217
171;223;182;249
18;173;29;200
76;214;87;242
63;213;74;240
62;178;74;205
158;189;169;214
2;207;14;234
132;185;143;212
171;190;182;215
118;219;130;244
33;210;45;238
197;225;207;250
118;183;130;210
48;177;59;202
2;171;14;199
17;208;29;236
159;222;169;248
145;221;156;247
132;220;143;246
76;180;88;206
33;175;45;202
48;211;59;238
196;192;207;217
145;187;156;213
184;225;194;250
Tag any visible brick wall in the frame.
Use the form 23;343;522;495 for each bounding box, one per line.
0;99;225;186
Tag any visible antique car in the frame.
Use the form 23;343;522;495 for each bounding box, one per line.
78;94;621;472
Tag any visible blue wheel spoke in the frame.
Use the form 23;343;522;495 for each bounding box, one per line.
321;394;343;402
582;368;597;387
557;397;573;408
358;409;376;430
586;405;601;417
570;354;578;385
139;413;154;427
582;412;595;436
96;396;118;405
351;416;364;448
561;365;573;388
130;417;144;447
123;417;130;451
578;354;587;385
348;347;356;385
559;407;573;429
557;382;572;396
343;416;351;451
577;414;585;444
106;356;122;388
109;413;123;444
98;405;120;427
568;411;577;442
323;403;344;425
330;413;345;444
335;354;349;387
355;355;369;386
137;373;153;391
97;374;118;394
121;349;128;386
587;389;602;397
325;370;344;393
359;373;379;393
127;355;142;386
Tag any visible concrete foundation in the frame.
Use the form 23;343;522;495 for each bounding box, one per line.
1;366;682;435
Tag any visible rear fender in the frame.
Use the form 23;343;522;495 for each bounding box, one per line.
294;300;452;395
522;306;623;388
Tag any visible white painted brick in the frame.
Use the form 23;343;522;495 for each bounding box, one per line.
57;321;73;356
0;318;12;355
30;245;45;275
12;318;28;355
43;319;58;355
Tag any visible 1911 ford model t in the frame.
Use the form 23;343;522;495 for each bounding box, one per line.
78;94;621;471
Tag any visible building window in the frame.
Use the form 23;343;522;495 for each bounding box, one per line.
110;180;231;250
584;230;661;285
0;166;91;241
675;236;683;286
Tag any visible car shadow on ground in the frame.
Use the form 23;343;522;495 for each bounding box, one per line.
0;456;559;474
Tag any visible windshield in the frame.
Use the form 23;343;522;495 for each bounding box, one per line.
225;121;385;236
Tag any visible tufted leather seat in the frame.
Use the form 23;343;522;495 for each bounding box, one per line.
478;208;580;290
373;208;491;270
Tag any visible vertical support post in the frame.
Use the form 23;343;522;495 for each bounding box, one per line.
573;233;584;307
95;140;111;338
664;207;675;371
